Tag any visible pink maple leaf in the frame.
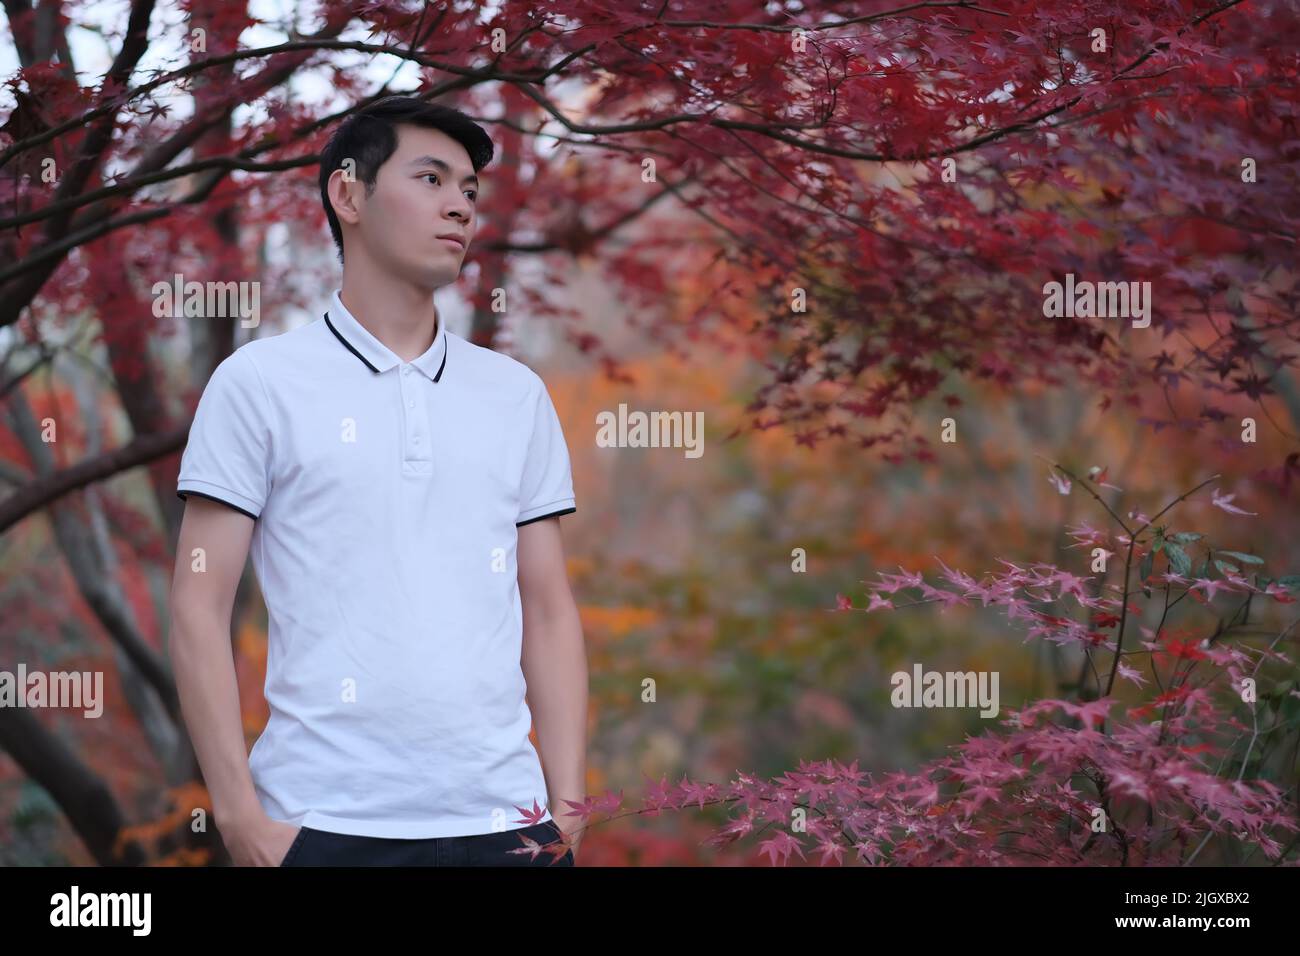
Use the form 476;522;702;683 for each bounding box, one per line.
512;797;548;826
1048;470;1071;495
757;830;807;866
1189;576;1235;601
1116;661;1148;687
1211;488;1257;515
866;592;894;611
1262;581;1296;603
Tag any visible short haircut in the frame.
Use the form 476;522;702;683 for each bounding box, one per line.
318;96;495;263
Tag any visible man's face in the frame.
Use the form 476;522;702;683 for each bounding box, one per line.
333;124;478;287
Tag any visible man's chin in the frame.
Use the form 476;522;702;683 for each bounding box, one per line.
399;263;458;291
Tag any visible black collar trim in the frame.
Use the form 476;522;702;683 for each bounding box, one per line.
324;311;379;373
325;311;448;382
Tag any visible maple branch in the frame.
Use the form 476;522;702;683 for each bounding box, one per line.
0;339;55;399
0;190;202;287
509;69;1072;165
1182;621;1300;867
0;81;461;235
0;705;146;865
700;123;999;267
1111;0;1248;81
37;0;158;233
657;2;1010;30
0;422;189;534
0;37;585;170
0;154;318;232
1045;460;1132;537
1143;474;1223;530
480;173;694;254
1083;770;1131;863
1102;474;1223;704
520;0;1252;166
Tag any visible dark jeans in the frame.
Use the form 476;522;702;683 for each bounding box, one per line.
278;820;574;867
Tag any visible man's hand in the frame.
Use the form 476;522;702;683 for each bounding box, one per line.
221;812;302;866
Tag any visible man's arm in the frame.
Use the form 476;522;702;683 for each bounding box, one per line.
518;515;588;856
168;496;297;865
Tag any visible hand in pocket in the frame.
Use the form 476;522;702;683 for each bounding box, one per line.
276;825;307;866
221;815;303;866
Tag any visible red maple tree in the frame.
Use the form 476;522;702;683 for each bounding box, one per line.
0;0;1296;865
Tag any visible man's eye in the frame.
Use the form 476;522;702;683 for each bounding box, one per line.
424;175;475;201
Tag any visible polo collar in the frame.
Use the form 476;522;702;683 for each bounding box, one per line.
324;289;448;382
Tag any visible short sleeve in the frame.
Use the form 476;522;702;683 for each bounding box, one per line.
176;349;272;520
516;377;576;527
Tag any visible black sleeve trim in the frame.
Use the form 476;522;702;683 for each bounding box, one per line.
177;489;258;521
516;506;575;528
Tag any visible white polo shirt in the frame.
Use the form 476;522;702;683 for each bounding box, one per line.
176;289;576;838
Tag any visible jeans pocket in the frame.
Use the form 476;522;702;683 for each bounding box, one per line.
279;826;311;867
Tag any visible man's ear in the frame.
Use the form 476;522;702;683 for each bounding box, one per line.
328;168;364;227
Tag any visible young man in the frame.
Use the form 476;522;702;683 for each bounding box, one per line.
168;96;587;867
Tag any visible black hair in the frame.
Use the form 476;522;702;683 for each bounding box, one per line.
318;96;495;263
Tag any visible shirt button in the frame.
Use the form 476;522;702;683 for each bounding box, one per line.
413;437;421;445
407;401;414;408
402;367;411;375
